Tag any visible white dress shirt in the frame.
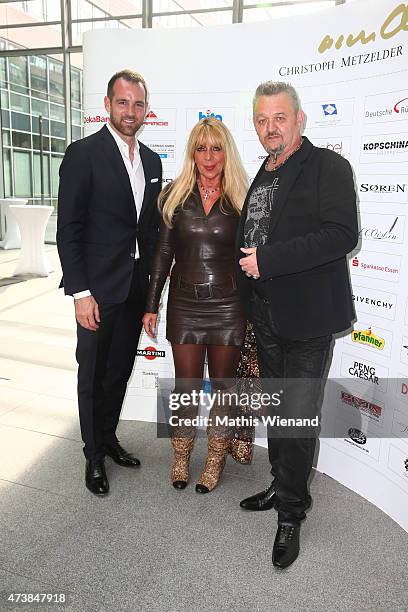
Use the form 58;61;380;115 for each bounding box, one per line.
73;122;146;300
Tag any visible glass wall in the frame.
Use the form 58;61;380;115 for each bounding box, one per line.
0;0;349;243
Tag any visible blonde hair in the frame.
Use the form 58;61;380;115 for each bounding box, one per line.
159;117;248;228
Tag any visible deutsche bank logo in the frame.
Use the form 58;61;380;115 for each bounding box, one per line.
199;110;223;121
322;104;337;116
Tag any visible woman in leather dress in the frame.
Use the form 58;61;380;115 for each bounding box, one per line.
143;117;248;493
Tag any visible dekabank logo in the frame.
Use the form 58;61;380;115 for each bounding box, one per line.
362;139;408;152
322;103;337;116
199;110;223;121
348;428;367;445
359;182;406;194
84;115;108;124
351;327;385;350
136;346;165;360
144;110;169;127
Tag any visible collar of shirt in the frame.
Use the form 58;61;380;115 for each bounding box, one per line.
107;121;140;165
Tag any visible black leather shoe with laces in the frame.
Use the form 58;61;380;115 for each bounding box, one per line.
85;459;109;496
105;442;141;467
239;482;276;511
272;523;300;569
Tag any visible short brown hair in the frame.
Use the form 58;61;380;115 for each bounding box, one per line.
107;69;149;103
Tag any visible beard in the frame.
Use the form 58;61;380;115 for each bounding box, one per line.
110;113;143;137
264;142;285;157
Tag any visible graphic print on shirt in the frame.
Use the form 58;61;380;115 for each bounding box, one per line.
244;177;279;247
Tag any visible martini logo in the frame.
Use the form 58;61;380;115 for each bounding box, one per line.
144;110;168;127
199;109;222;121
348;428;367;445
136;347;165;360
322;103;337;116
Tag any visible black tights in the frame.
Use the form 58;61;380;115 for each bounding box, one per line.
171;344;241;437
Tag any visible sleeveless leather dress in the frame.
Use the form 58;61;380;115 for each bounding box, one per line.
145;188;246;345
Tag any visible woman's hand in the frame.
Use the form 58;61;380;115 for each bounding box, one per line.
143;313;158;338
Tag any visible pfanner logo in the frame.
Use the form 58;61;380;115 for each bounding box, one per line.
199;109;223;121
351;327;385;350
136;346;165;360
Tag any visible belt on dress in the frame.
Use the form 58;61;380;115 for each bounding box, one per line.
177;275;236;299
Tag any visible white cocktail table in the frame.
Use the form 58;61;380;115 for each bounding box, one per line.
0;198;28;249
9;205;54;277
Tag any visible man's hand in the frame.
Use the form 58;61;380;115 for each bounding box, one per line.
239;247;259;278
74;296;100;331
143;313;158;338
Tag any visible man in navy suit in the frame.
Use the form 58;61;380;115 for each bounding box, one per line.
57;70;162;496
237;82;358;567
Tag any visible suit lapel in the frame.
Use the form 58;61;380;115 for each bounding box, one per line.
99;125;136;221
138;143;153;223
267;137;313;238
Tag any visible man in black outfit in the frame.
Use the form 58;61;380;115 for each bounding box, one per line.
57;70;162;496
237;82;357;567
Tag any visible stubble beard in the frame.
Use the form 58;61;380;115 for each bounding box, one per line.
110;114;142;138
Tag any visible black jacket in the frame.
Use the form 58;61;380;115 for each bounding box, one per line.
236;137;358;340
57;125;162;304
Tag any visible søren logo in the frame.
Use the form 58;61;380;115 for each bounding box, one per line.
359;183;406;194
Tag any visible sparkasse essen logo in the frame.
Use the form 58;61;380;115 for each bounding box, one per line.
136;346;165;360
351;327;385;350
144;110;168;127
199;109;222;121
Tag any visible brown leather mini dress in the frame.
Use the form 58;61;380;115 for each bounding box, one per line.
145;189;246;345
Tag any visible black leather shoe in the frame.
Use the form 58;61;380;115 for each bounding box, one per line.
240;482;276;511
272;523;300;569
85;460;109;496
105;442;141;467
195;484;209;494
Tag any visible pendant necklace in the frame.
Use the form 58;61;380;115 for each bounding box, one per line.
198;180;220;202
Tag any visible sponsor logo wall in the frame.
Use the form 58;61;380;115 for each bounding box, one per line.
83;0;408;531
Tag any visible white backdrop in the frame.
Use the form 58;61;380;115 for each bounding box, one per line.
83;0;408;532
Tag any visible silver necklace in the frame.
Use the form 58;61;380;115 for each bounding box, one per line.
198;181;220;202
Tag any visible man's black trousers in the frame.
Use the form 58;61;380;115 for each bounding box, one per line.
76;261;144;460
251;293;333;524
